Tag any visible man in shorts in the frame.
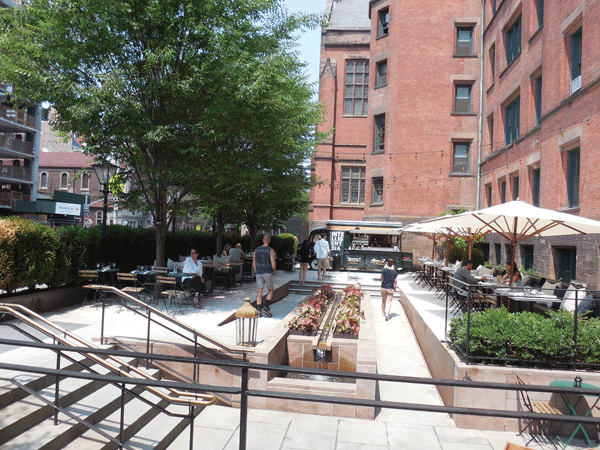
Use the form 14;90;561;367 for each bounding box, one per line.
313;233;330;281
253;234;276;317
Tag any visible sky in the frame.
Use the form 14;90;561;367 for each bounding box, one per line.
282;0;327;97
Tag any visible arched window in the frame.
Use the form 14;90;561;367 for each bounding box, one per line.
60;172;68;190
81;173;90;191
39;172;48;189
96;211;103;225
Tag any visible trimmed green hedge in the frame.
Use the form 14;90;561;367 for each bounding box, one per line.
448;307;600;367
0;218;295;293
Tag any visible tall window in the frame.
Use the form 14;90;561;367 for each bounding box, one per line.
452;142;470;173
344;61;369;116
454;85;472;113
372;177;383;204
504;96;520;145
39;172;48;190
341;167;366;204
505;15;521;65
500;179;506;203
96;211;103;225
512;175;519;200
488;115;494;153
570;28;582;93
376;60;387;88
489;45;496;82
456;27;474;56
537;0;544;28
374;114;385;153
531;167;540;207
492;0;497;14
81;173;90;191
567;147;580;208
521;245;534;270
378;8;389;37
60;173;68;190
486;184;492;206
555;247;576;281
534;75;542;125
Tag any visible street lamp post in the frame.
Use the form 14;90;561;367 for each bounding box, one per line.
92;160;119;240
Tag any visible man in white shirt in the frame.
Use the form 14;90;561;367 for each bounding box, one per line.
313;233;331;281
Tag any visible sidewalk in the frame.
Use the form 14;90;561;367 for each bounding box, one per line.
1;269;594;449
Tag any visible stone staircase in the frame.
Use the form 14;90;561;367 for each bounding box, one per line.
0;349;205;450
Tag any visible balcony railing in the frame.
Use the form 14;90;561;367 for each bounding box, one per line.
0;134;34;156
0;164;32;182
0;104;36;129
0;190;26;207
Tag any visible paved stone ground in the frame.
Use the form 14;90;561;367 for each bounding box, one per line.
1;269;597;449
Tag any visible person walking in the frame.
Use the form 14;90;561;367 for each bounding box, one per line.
380;258;398;321
313;233;330;281
297;240;311;285
252;234;276;317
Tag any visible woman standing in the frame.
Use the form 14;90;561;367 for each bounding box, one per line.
380;259;398;321
183;249;205;309
297;240;311;285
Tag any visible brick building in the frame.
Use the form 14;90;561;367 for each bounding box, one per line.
480;0;600;284
310;0;600;285
310;0;482;230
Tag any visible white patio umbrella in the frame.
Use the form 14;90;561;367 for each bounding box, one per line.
404;222;489;260
417;201;600;276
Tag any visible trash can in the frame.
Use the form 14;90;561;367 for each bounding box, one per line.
332;255;341;271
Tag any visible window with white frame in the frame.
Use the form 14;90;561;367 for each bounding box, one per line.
341;167;365;204
344;60;369;116
60;172;68;190
39;172;48;190
81;173;90;191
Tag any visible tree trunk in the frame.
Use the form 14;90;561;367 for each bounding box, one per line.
245;210;258;251
215;210;224;256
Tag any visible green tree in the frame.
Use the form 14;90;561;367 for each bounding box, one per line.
0;0;319;265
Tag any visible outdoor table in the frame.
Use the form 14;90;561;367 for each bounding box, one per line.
550;379;600;449
95;267;120;285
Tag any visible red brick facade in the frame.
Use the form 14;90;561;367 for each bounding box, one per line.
310;0;600;285
310;0;481;229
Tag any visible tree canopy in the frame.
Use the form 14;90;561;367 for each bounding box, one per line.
0;0;323;262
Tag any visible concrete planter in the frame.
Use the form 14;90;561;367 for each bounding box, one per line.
0;285;86;317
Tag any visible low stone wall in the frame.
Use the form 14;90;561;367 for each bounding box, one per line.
111;290;376;419
398;289;600;437
0;286;85;317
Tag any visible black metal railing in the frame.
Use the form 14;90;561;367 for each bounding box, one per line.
445;277;600;370
1;337;600;450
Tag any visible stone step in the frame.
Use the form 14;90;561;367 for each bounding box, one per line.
0;354;141;446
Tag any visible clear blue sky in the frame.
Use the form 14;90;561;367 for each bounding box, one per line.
282;0;326;97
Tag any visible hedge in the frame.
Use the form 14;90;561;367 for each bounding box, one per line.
448;307;600;367
0;218;295;293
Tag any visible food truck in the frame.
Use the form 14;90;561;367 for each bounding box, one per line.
306;220;412;271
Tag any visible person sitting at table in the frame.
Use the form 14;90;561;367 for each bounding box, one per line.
182;248;205;309
222;244;231;257
502;261;522;286
452;260;486;295
228;243;245;263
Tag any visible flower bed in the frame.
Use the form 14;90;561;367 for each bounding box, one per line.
287;285;335;333
333;284;363;336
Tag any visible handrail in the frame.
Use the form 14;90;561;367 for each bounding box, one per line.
89;284;253;356
0;303;216;407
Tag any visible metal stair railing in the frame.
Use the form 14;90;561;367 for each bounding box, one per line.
0;303;216;407
90;285;253;361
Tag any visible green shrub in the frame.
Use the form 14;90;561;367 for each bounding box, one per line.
448;308;598;367
464;247;485;269
448;246;463;265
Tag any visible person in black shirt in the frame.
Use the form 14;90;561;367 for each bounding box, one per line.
297;240;311;285
380;259;398;321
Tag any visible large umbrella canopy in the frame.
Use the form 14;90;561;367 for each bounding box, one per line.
404;222;489;260
417;201;600;274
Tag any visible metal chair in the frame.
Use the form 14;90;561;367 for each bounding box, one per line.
515;375;561;448
117;273;147;308
156;276;188;315
79;270;103;307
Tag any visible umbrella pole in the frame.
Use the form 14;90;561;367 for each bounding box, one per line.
432;237;436;259
467;228;472;260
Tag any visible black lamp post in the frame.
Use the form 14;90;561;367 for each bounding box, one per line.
92;160;119;240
